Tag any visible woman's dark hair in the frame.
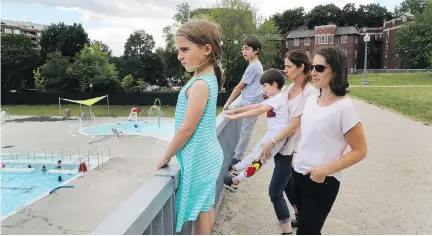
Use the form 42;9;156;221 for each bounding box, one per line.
176;18;224;91
260;68;285;89
285;50;312;88
314;47;349;96
242;35;262;55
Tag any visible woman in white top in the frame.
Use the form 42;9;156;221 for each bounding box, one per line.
260;50;317;235
292;47;367;234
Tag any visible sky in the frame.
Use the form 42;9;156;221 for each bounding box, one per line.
2;0;403;56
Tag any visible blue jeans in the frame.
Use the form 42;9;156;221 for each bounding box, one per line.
269;153;297;224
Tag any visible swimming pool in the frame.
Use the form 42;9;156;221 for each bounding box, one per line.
1;163;78;219
80;120;175;142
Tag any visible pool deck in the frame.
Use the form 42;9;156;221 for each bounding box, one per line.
1;116;173;234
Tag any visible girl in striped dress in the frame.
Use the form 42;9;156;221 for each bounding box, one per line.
156;18;224;235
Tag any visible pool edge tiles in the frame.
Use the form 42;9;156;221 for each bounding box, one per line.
1;173;83;222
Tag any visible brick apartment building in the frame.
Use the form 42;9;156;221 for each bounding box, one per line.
1;19;48;49
284;13;415;70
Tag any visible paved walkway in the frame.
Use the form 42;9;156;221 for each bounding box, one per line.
213;97;432;234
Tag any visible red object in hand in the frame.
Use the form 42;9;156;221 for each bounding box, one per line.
131;107;139;112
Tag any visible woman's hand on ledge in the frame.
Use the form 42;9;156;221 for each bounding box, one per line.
156;156;171;170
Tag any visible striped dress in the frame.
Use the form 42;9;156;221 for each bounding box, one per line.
174;73;224;232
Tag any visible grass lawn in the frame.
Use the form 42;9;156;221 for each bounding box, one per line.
347;73;432;124
348;72;432;86
349;87;432;124
2;105;224;118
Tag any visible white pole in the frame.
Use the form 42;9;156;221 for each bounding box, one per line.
59;98;61;118
107;95;110;116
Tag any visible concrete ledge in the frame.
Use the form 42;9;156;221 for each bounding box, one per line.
92;176;174;235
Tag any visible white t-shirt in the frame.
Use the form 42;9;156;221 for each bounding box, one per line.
294;94;361;181
261;92;289;136
279;84;318;155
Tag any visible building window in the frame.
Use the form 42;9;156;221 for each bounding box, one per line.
367;47;370;54
385;45;388;53
385;54;387;58
304;38;310;45
294;38;299;46
328;35;333;44
384;59;387;68
386;39;388;44
317;35;329;44
13;29;21;35
355;37;358;44
387;31;390;38
375;34;379;40
286;41;289;48
342;49;347;55
341;35;348;43
4;28;12;34
367;60;370;67
379;34;382;39
355;50;357;58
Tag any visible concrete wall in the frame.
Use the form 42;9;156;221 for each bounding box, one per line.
92;101;243;235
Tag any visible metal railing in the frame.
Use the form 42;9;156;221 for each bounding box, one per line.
1;146;111;170
93;100;242;235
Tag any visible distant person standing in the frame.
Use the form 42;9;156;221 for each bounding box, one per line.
223;36;264;164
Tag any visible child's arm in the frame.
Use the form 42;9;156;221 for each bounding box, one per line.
156;80;208;169
224;104;271;120
223;82;246;110
223;104;262;115
260;116;301;159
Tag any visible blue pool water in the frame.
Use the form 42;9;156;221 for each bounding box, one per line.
1;164;77;218
80;120;175;142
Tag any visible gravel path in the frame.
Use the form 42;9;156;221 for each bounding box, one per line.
213;98;432;235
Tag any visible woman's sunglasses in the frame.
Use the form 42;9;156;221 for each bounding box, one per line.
310;64;330;73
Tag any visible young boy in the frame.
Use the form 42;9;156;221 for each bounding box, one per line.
222;69;288;191
223;36;264;165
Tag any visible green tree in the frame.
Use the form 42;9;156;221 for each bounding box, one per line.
1;34;41;90
124;30;155;59
305;4;344;28
341;3;359;26
91;40;112;58
40;22;90;60
160;3;195;82
121;74;135;93
39;51;70;91
396;3;432;68
67;44;120;92
123;30;165;85
205;0;280;88
121;74;148;93
33;68;44;91
357;4;393;27
394;0;429;16
271;7;306;34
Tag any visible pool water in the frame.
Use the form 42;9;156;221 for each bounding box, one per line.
1;164;77;219
80;120;175;142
